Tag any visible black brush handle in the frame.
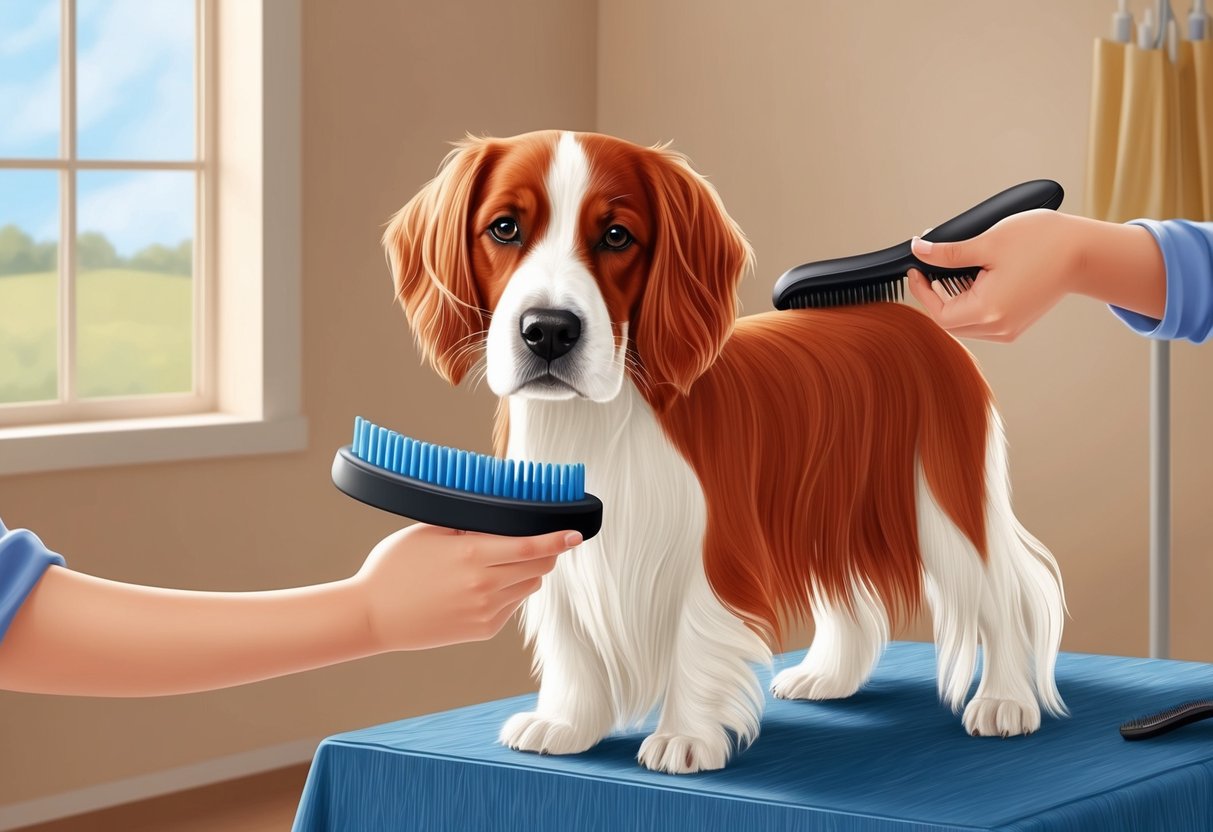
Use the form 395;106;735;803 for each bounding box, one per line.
922;180;1064;245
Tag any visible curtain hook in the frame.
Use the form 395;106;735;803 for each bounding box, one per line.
1154;0;1175;48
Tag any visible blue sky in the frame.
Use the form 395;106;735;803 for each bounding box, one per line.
0;0;195;257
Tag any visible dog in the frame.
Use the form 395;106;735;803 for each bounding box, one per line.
382;130;1067;774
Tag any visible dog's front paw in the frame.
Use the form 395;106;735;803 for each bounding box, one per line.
771;665;862;701
637;731;730;774
962;696;1041;737
499;712;600;755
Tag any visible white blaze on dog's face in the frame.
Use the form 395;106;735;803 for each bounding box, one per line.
483;132;624;401
383;130;753;412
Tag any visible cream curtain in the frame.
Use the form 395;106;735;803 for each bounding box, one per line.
1087;37;1213;222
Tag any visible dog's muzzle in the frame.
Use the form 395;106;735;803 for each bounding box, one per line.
520;307;582;362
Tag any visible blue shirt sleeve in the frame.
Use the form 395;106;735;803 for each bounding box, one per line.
0;516;66;644
1109;219;1213;343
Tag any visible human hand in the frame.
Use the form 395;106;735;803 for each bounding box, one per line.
351;523;581;653
905;209;1090;342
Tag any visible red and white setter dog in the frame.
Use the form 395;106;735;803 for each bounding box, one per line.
383;130;1067;774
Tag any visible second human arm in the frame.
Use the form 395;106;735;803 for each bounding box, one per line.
0;524;579;697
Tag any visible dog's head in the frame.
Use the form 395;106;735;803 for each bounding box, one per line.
383;130;753;411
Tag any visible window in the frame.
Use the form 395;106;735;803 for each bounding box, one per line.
0;0;209;422
0;0;306;475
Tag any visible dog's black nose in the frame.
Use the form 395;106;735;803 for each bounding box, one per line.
520;308;581;362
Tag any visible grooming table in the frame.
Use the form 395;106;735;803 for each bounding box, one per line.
291;641;1213;831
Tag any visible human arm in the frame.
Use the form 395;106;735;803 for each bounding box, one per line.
905;210;1213;342
0;522;579;697
1103;219;1213;342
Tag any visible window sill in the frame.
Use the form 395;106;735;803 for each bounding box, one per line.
0;412;309;476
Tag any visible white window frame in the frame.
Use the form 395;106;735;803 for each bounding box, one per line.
0;0;306;475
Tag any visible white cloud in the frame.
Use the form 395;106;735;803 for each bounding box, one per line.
0;0;194;156
0;2;59;59
109;50;194;159
76;0;194;157
73;171;193;257
0;63;59;150
0;1;61;151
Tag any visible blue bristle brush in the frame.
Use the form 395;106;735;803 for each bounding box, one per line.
332;417;603;540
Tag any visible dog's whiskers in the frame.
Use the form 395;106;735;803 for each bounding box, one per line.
443;328;489;369
466;356;491;392
620;349;655;397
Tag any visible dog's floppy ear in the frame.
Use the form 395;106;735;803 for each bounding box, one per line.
633;146;754;410
383;138;494;386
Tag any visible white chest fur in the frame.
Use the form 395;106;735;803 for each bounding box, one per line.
506;380;714;723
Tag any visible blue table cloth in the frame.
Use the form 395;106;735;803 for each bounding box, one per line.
293;641;1213;831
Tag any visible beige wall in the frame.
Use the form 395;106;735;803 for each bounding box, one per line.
4;0;1212;809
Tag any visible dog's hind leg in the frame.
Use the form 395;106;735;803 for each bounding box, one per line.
917;408;1067;737
917;454;985;720
770;578;889;701
964;408;1067;736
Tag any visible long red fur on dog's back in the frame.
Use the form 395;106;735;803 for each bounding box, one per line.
655;303;993;645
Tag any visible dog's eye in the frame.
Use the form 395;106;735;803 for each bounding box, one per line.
489;217;521;244
600;225;632;251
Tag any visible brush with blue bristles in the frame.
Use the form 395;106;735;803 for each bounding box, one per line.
332;416;603;539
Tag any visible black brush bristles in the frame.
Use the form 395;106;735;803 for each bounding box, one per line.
931;269;981;298
1120;699;1213;740
780;269;988;310
778;268;985;310
782;276;906;309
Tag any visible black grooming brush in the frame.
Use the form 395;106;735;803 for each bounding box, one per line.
772;179;1065;310
1120;699;1213;741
